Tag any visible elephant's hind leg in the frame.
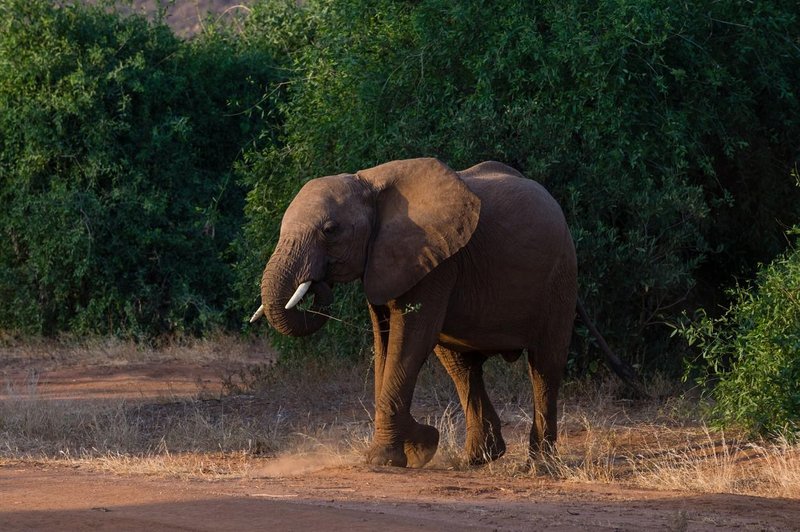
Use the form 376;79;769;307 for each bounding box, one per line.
526;350;563;461
526;308;573;461
526;250;577;463
434;347;505;465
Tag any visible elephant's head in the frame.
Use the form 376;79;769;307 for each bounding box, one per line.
250;158;481;336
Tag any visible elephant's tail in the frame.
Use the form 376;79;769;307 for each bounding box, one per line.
576;298;650;398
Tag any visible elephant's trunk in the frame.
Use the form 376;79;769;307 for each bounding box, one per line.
260;244;333;337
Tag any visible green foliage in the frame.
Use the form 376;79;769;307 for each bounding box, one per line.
238;0;800;363
0;0;280;339
679;229;800;438
2;0;798;375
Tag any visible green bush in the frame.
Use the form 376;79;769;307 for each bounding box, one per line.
2;0;797;368
238;0;800;364
680;228;800;438
0;0;281;339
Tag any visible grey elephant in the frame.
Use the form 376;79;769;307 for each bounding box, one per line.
250;158;629;468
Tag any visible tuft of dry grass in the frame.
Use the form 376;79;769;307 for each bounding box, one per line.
630;430;800;498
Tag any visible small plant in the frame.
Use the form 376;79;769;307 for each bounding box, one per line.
402;303;422;315
679;228;800;439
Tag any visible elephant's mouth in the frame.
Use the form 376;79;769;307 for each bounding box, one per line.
285;279;333;313
262;279;334;337
258;249;336;337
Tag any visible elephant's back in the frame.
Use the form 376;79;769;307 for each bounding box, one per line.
458;162;568;238
465;163;576;291
440;162;576;350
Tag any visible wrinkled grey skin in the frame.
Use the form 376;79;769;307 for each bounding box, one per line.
254;158;577;467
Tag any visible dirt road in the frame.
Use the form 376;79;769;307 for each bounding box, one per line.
4;461;799;531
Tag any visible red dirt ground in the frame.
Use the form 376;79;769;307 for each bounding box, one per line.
2;357;799;531
3;460;800;531
2;362;222;401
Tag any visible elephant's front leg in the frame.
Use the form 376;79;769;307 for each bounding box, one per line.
367;308;441;468
366;279;452;468
368;304;390;410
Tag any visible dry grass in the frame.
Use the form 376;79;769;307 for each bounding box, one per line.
0;333;271;372
397;359;800;498
629;431;800;498
2;339;798;498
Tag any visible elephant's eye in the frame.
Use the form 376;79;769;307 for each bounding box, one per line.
322;221;339;236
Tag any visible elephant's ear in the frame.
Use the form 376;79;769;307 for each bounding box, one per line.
357;158;480;305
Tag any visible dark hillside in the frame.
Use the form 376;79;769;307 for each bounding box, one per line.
88;1;254;36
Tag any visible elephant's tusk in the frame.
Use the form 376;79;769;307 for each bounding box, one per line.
285;281;312;310
249;304;265;323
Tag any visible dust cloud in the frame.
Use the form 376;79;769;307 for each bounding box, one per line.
251;452;352;478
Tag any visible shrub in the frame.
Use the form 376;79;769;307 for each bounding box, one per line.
680;228;800;438
0;0;281;339
238;0;800;365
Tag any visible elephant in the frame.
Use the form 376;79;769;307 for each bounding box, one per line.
250;157;631;468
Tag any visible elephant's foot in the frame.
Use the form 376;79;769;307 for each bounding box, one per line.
365;423;440;468
366;442;408;467
527;438;559;474
528;436;557;459
527;451;561;477
466;427;506;465
404;423;439;468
